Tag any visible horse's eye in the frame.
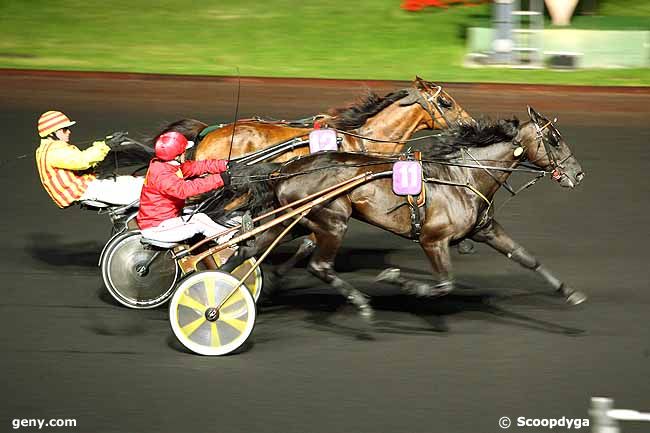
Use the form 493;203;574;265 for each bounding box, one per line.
548;130;561;147
438;96;453;109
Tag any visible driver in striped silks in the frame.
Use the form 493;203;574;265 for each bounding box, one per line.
35;110;143;208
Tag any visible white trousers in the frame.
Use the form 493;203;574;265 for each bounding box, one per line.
80;176;144;206
140;213;234;244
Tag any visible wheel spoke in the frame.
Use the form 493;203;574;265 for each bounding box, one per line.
220;315;248;332
178;292;206;313
205;277;216;307
210;322;221;347
220;289;243;310
181;316;206;337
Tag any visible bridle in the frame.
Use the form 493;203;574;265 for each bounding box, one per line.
529;117;574;181
330;83;464;151
415;84;467;130
418;84;446;128
422;117;568;228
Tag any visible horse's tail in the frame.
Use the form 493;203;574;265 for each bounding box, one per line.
203;163;280;219
148;118;208;148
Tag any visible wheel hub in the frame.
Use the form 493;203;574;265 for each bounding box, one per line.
135;263;149;277
205;307;220;322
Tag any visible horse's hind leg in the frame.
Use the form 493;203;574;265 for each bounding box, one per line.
273;235;317;276
219;224;291;274
302;201;374;320
471;220;587;305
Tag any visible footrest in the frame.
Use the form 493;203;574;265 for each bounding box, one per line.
182;205;199;215
140;238;179;249
79;200;110;209
111;200;140;216
240;211;255;247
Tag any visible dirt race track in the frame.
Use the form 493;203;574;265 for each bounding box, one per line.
0;71;649;433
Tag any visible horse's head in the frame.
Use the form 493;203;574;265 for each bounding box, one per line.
519;106;584;188
399;76;473;129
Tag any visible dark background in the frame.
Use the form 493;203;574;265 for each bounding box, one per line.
0;71;648;433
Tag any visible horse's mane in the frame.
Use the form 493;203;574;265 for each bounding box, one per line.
202;163;280;219
326;89;409;131
94;145;153;179
416;118;520;160
148;118;209;147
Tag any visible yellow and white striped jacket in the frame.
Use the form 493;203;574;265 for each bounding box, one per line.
35;138;110;208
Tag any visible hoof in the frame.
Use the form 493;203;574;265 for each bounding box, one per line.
457;239;476;255
358;304;375;321
346;291;373;321
566;290;587;306
408;281;453;297
429;281;454;297
376;267;401;283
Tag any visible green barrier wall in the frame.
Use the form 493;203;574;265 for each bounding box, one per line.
467;28;650;68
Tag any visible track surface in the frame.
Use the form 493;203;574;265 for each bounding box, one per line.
1;73;649;433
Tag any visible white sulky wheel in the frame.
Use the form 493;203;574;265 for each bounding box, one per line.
232;258;263;302
169;270;256;356
212;249;263;302
101;231;179;309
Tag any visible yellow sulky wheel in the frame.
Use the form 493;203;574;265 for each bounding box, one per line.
169;270;256;356
212;250;263;302
101;231;179;309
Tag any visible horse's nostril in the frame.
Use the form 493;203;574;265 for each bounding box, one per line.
576;172;585;182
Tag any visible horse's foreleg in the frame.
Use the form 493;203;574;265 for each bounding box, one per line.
376;239;454;297
471;220;587;305
421;238;455;295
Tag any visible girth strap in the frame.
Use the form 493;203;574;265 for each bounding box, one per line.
407;195;423;240
405;152;426;241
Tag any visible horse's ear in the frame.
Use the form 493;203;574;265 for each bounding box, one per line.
399;89;421;106
527;106;539;122
414;76;426;89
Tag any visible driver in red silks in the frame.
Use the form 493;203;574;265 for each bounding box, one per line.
137;131;232;243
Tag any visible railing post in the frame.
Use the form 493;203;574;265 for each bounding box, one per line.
492;0;514;64
590;397;620;433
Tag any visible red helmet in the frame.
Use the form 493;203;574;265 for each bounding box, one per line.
154;131;193;161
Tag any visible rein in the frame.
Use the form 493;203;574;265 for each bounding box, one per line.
233;153;550;185
332;128;443;145
462;148;517;196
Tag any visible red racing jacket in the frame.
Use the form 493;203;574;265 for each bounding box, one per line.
137;158;228;229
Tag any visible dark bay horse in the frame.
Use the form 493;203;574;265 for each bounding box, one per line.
222;107;587;319
152;77;473;162
153;77;475;263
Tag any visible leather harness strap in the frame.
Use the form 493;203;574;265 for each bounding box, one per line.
401;152;426;241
